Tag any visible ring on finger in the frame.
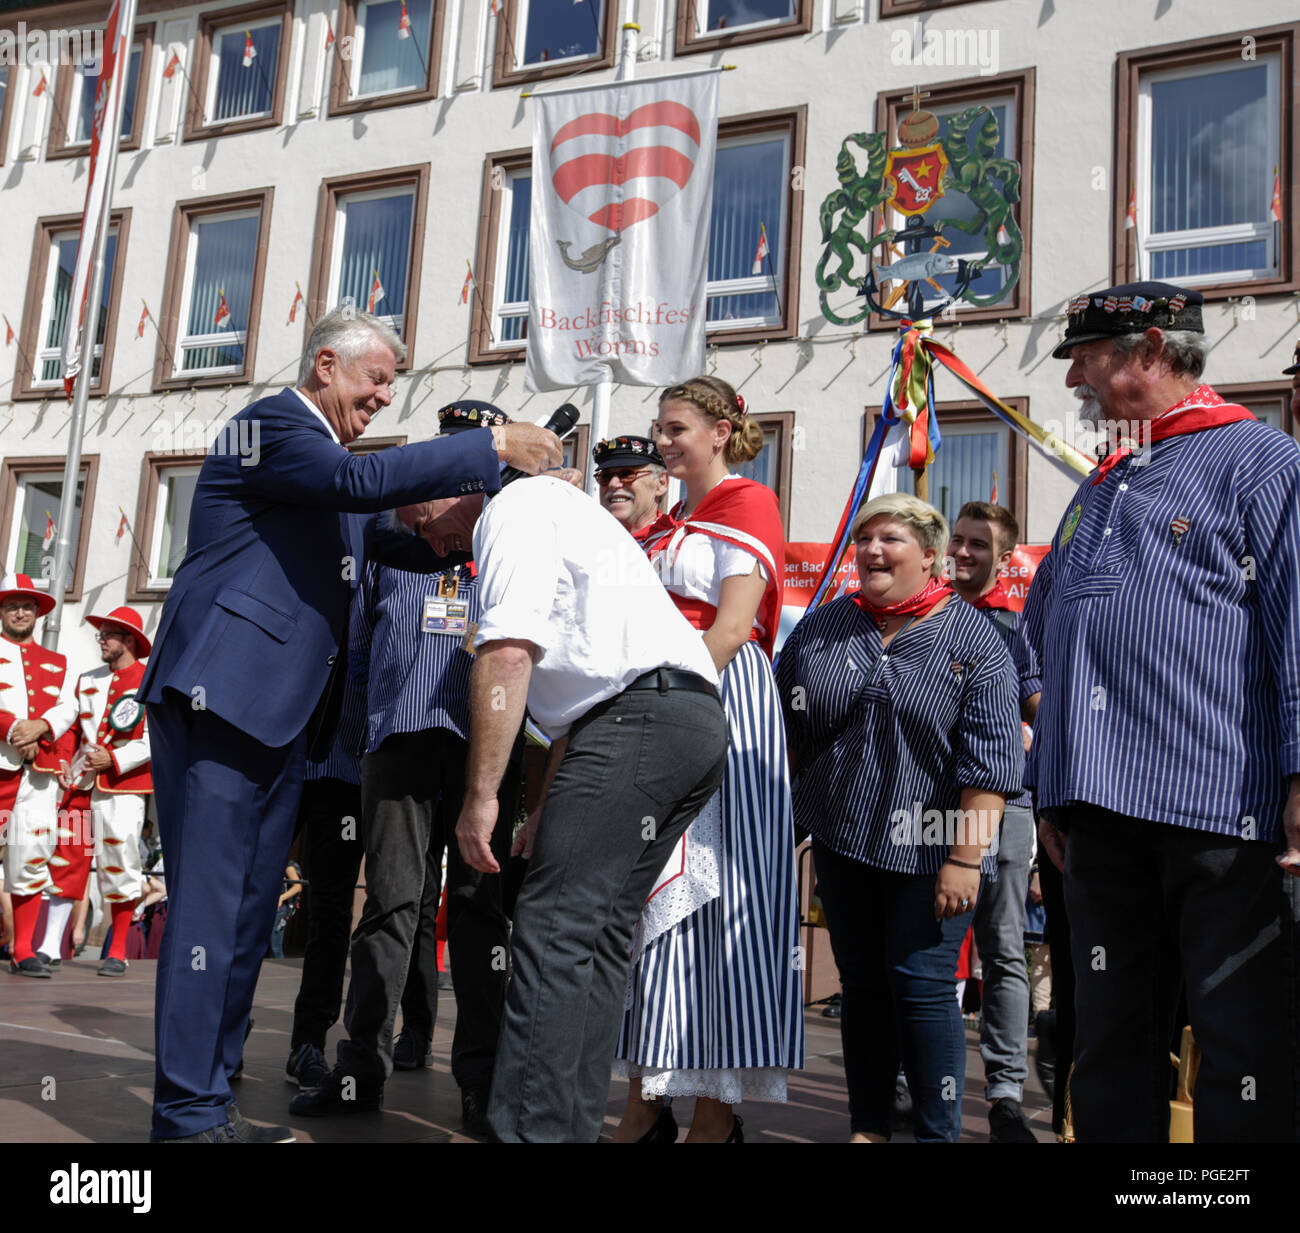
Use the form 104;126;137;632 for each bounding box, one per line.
959;897;970;910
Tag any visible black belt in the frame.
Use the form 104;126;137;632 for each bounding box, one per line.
625;668;719;700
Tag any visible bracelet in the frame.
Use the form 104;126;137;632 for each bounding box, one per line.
945;856;982;870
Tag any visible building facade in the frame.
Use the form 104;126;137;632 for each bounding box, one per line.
0;0;1297;665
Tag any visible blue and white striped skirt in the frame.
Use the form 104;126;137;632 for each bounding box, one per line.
615;641;805;1100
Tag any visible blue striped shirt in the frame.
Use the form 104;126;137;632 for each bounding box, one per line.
964;601;1034;810
1020;410;1300;841
775;594;1023;875
354;559;479;750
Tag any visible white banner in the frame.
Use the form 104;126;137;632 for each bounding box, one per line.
60;0;128;389
525;71;720;392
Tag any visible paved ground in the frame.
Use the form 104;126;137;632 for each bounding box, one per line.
1;958;1055;1143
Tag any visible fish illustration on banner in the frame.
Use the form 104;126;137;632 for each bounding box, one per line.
526;70;720;391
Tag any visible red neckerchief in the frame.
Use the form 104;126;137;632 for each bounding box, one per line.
637;478;786;659
851;575;953;629
970;577;1014;610
1091;385;1256;486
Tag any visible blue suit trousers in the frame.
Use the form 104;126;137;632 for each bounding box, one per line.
148;695;307;1139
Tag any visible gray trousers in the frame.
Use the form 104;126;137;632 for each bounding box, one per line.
972;801;1034;1102
488;683;728;1142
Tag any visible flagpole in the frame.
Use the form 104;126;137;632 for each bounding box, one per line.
44;0;138;652
586;22;640;498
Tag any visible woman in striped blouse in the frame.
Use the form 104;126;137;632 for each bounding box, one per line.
612;376;804;1143
775;493;1023;1142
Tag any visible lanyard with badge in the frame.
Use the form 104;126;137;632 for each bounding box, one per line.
423;569;478;652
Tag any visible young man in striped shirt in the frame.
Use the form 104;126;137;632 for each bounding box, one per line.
1024;280;1300;1142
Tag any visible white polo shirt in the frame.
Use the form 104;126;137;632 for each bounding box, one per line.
473;476;719;737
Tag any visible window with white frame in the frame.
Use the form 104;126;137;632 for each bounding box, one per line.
696;0;794;36
328;187;415;336
68;46;142;145
4;472;86;592
897;418;1010;525
147;465;200;587
33;228;118;387
174;210;260;376
884;96;1016;313
516;0;605;71
490;167;532;347
707;129;789;330
207;18;281;124
1134;55;1281;285
349;0;433;97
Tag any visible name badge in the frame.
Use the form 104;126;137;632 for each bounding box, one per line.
424;597;470;636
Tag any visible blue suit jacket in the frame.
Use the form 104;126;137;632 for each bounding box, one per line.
138;389;498;750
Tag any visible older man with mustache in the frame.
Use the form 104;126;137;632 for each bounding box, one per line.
1021;281;1300;1142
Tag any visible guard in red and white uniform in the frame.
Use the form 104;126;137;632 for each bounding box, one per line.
0;573;78;977
49;606;153;977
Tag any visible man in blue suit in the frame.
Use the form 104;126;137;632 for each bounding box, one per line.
138;308;561;1142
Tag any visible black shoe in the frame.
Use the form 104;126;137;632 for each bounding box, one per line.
437;970;453;990
226;1101;295;1143
1034;1010;1056;1101
155;1122;240;1143
461;1088;492;1138
821;993;842;1019
289;1066;383;1117
392;1030;433;1071
9;956;52;978
891;1071;913;1127
231;1017;254;1082
36;951;62;970
724;1114;744;1143
988;1097;1037;1143
97;957;127;976
634;1105;678;1144
285;1042;330;1090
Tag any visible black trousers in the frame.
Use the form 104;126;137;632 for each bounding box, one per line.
1063;805;1299;1142
1036;838;1075;1136
340;728;517;1091
290;777;364;1052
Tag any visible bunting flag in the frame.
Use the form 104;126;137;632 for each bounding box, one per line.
1125;183;1137;230
460;261;474;305
884;320;942;471
367;269;386;314
490;0;499;13
116;509;129;545
33;71;48;97
1271;166;1283;223
289;283;304;323
42;511;56;552
398;2;412;38
213;288;231;328
3;314;13;345
324;18;335;52
162;49;181;80
990;470;999;504
751;222;769;276
136;300;149;338
242;30;257;66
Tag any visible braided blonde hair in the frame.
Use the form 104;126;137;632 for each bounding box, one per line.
659;375;764;465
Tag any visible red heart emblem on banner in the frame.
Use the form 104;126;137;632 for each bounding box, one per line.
551;100;701;233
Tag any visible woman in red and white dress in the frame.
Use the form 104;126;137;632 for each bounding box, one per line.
613;376;803;1143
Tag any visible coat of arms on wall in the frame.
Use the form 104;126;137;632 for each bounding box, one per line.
817;95;1024;324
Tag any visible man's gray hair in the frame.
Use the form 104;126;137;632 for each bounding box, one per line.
1113;328;1208;381
297;305;407;385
